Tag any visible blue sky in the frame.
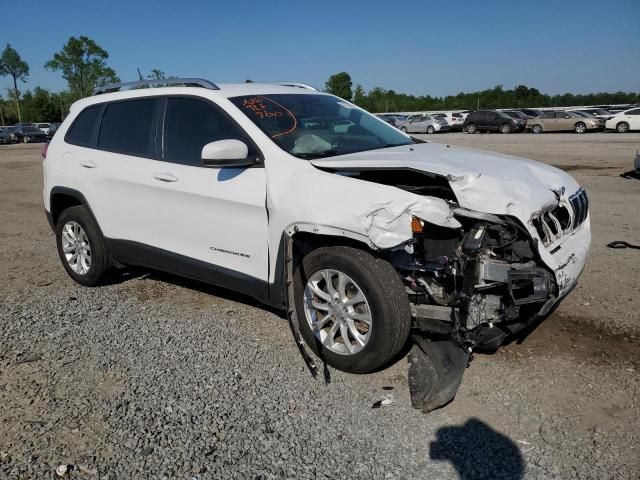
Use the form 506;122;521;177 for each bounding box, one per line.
1;0;638;97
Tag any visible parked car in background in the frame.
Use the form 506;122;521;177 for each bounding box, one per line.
429;112;465;131
14;125;48;143
13;122;37;127
605;108;640;133
48;123;61;138
0;128;12;144
528;111;599;134
571;111;605;129
36;123;52;135
502;110;532;121
375;114;404;127
3;126;19;143
463;110;525;134
519;108;543;118
398;114;448;134
572;108;614;121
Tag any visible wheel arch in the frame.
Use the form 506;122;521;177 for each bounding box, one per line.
49;187;105;239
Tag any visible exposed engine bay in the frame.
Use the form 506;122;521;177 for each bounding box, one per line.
384;214;557;350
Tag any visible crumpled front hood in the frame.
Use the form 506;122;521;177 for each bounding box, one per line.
310;142;581;220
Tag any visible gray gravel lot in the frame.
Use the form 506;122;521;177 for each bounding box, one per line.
1;134;639;479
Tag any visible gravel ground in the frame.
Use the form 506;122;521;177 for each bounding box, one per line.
1;135;639;479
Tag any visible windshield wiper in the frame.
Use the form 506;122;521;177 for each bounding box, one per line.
295;150;339;159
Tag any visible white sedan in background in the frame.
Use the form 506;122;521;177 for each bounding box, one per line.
605;108;640;133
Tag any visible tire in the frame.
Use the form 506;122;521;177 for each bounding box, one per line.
500;123;512;134
616;122;630;133
55;205;112;287
293;246;411;374
532;124;543;134
466;124;477;134
427;126;435;134
23;136;30;143
574;122;586;134
400;126;408;133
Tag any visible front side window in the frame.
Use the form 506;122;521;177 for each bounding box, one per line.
98;99;157;157
230;94;412;159
66;105;101;147
163;97;254;166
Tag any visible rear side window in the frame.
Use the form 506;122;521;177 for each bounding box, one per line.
98;99;157;157
163;97;253;166
66;105;101;147
627;109;640;115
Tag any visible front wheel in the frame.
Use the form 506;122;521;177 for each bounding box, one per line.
400;126;408;133
500;123;512;134
574;122;586;134
293;246;411;374
23;136;30;143
55;205;112;287
616;122;630;133
532;124;543;134
427;125;435;134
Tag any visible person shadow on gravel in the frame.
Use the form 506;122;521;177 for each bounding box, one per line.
430;418;524;480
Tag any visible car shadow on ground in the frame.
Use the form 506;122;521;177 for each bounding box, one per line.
430;418;524;480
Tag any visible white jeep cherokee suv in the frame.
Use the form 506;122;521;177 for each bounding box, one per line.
44;79;590;411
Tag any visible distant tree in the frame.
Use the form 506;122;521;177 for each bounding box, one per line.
353;84;367;108
245;79;253;83
148;69;165;80
325;72;352;100
45;36;119;98
0;44;29;122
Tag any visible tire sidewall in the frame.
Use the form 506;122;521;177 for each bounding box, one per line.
293;248;409;373
55;206;108;286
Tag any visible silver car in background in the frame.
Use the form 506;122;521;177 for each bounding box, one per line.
398;114;449;134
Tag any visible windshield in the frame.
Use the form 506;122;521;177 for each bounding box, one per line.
230;94;413;159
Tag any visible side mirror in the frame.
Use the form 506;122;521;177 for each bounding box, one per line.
201;139;255;167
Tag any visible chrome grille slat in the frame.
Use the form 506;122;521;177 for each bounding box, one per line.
534;188;588;247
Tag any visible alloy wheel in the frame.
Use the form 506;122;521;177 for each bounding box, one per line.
303;269;372;355
61;221;92;275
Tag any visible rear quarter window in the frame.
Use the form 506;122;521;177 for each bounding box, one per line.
65;105;102;147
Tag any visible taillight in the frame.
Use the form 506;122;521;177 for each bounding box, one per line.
41;142;49;159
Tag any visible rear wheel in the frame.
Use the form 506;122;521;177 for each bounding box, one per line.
574;122;586;134
293;246;411;374
55;205;112;287
427;125;435;134
500;123;512;134
616;122;630;133
400;126;408;133
532;124;543;134
466;124;477;134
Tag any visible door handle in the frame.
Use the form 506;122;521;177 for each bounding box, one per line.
79;160;97;169
153;172;179;182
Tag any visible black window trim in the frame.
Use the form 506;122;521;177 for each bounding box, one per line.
158;94;264;168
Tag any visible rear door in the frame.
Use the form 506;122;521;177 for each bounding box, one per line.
540;111;557;131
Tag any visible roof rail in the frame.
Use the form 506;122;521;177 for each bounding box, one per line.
93;78;220;95
272;82;318;91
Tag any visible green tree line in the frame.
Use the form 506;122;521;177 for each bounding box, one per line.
2;46;638;124
326;72;639;113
